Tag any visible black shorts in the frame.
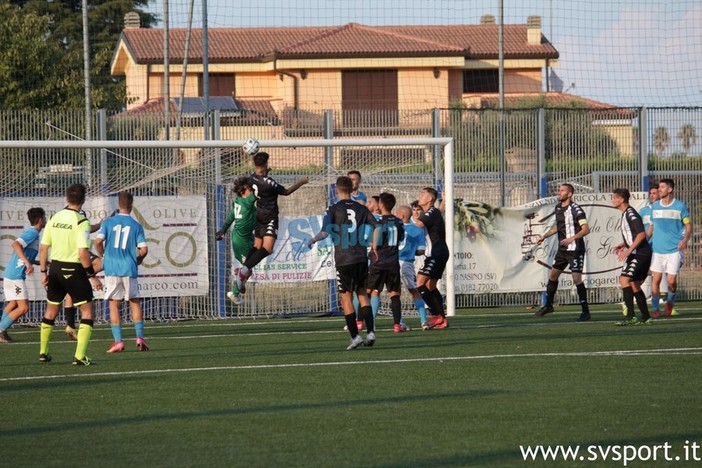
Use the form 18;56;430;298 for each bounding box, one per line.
552;250;585;273
368;266;401;293
46;261;94;306
418;250;449;279
336;262;368;294
621;253;652;282
254;210;279;239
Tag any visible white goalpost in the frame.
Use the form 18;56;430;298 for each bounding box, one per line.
0;137;455;323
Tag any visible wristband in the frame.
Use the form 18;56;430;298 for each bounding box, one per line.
85;265;96;277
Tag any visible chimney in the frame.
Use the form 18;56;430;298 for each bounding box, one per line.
124;12;141;29
527;16;541;45
480;14;496;25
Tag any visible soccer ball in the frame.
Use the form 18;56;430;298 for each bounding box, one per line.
242;138;260;156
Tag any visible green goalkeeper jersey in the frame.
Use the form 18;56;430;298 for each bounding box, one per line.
222;192;256;242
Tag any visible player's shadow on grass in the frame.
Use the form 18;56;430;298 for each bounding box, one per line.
0;388;510;437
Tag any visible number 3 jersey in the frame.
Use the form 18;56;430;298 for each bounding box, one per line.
96;214;147;277
322;200;377;267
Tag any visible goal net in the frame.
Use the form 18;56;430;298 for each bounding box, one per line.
0;134;455;325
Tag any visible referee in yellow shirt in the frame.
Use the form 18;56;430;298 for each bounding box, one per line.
38;184;102;365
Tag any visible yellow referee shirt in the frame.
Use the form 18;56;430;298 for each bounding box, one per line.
41;208;91;263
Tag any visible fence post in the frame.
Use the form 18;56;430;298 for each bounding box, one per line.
97;109;108;194
213;110;227;317
323;109;338;314
639;107;649;191
537;108;547;198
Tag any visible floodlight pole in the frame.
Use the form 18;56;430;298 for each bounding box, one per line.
498;0;506;206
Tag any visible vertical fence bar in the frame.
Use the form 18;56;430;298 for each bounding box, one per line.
639;107;649;191
323;110;338;314
432;109;443;194
213;110;226;317
537;108;547;198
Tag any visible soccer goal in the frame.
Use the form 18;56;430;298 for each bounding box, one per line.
0;136;455;324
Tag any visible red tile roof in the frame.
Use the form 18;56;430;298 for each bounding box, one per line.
118;22;558;64
477;92;635;117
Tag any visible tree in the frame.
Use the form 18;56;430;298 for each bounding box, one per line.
677;123;698;155
3;0;157;110
653;126;670;156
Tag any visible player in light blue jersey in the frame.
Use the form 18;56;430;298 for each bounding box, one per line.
95;191;149;352
648;179;691;318
0;208;46;343
347;170;367;205
396;205;429;329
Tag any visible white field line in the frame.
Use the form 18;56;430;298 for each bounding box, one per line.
2;347;701;383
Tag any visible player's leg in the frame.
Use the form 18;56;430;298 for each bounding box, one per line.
663;251;683;316
40;268;68;362
125;276;148;350
619;274;636;320
401;260;427;327
64;294;78;340
104;276;125;352
70;268;96;365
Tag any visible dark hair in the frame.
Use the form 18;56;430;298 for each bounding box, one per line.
27;207;45;225
347;170;361;179
561;183;575;195
613;188;630;203
253;152;270;167
649;182;659;190
371;195;380;204
379;192;396;211
66;183;86;205
233;176;251;196
659;178;675;190
410;200;419;208
118;191;134;210
422;187;438;202
336;176;353;194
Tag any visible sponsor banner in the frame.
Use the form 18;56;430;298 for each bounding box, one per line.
235;215;335;283
0;196;208;299
453;192;647;293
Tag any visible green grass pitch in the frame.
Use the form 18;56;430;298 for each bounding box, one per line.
1;303;701;467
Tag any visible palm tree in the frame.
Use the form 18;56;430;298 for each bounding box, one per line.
677;124;698;155
653;126;670;156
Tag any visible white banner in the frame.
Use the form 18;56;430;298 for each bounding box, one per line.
453;193;647;294
0;196;209;299
235;215;336;283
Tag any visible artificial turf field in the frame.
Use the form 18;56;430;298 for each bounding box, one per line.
1;302;701;467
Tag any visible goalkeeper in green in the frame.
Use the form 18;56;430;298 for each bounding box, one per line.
216;177;256;305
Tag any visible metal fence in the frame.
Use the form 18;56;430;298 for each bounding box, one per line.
0;106;700;318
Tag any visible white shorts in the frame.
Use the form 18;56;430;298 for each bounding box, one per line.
650;251;684;276
105;276;140;301
400;260;418;290
3;278;28;301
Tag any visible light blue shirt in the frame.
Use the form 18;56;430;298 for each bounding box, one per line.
351;191;367;204
399;222;426;262
650;198;690;254
96;214;147;277
4;227;41;280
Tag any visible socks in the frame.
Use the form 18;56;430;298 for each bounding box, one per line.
431;289;445;317
415;298;428;325
576;283;589;313
419;285;441;317
667;292;676;305
360;305;374;333
111;324;123;343
390;296;402;325
370;295;380;319
243;247;270;270
0;312;14;332
634;290;651;320
75;319;94;360
546;279;558;307
64;306;77;329
651;294;660;312
134;321;145;339
622;286;635;318
344;313;359;338
40;318;55;355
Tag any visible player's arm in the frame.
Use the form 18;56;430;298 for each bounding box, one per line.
680;220;692;250
94;236;105;258
284;176;310;196
560;221;589;246
137;245;149;265
308;210;332;247
12;239;34;276
39;243;50;286
537;225;557;244
216;211;235;239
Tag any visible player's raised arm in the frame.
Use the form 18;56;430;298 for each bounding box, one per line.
284;175;310;196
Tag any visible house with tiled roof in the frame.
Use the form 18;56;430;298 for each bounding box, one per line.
110;14;560;121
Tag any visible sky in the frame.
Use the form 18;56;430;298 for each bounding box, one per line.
146;0;702;108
